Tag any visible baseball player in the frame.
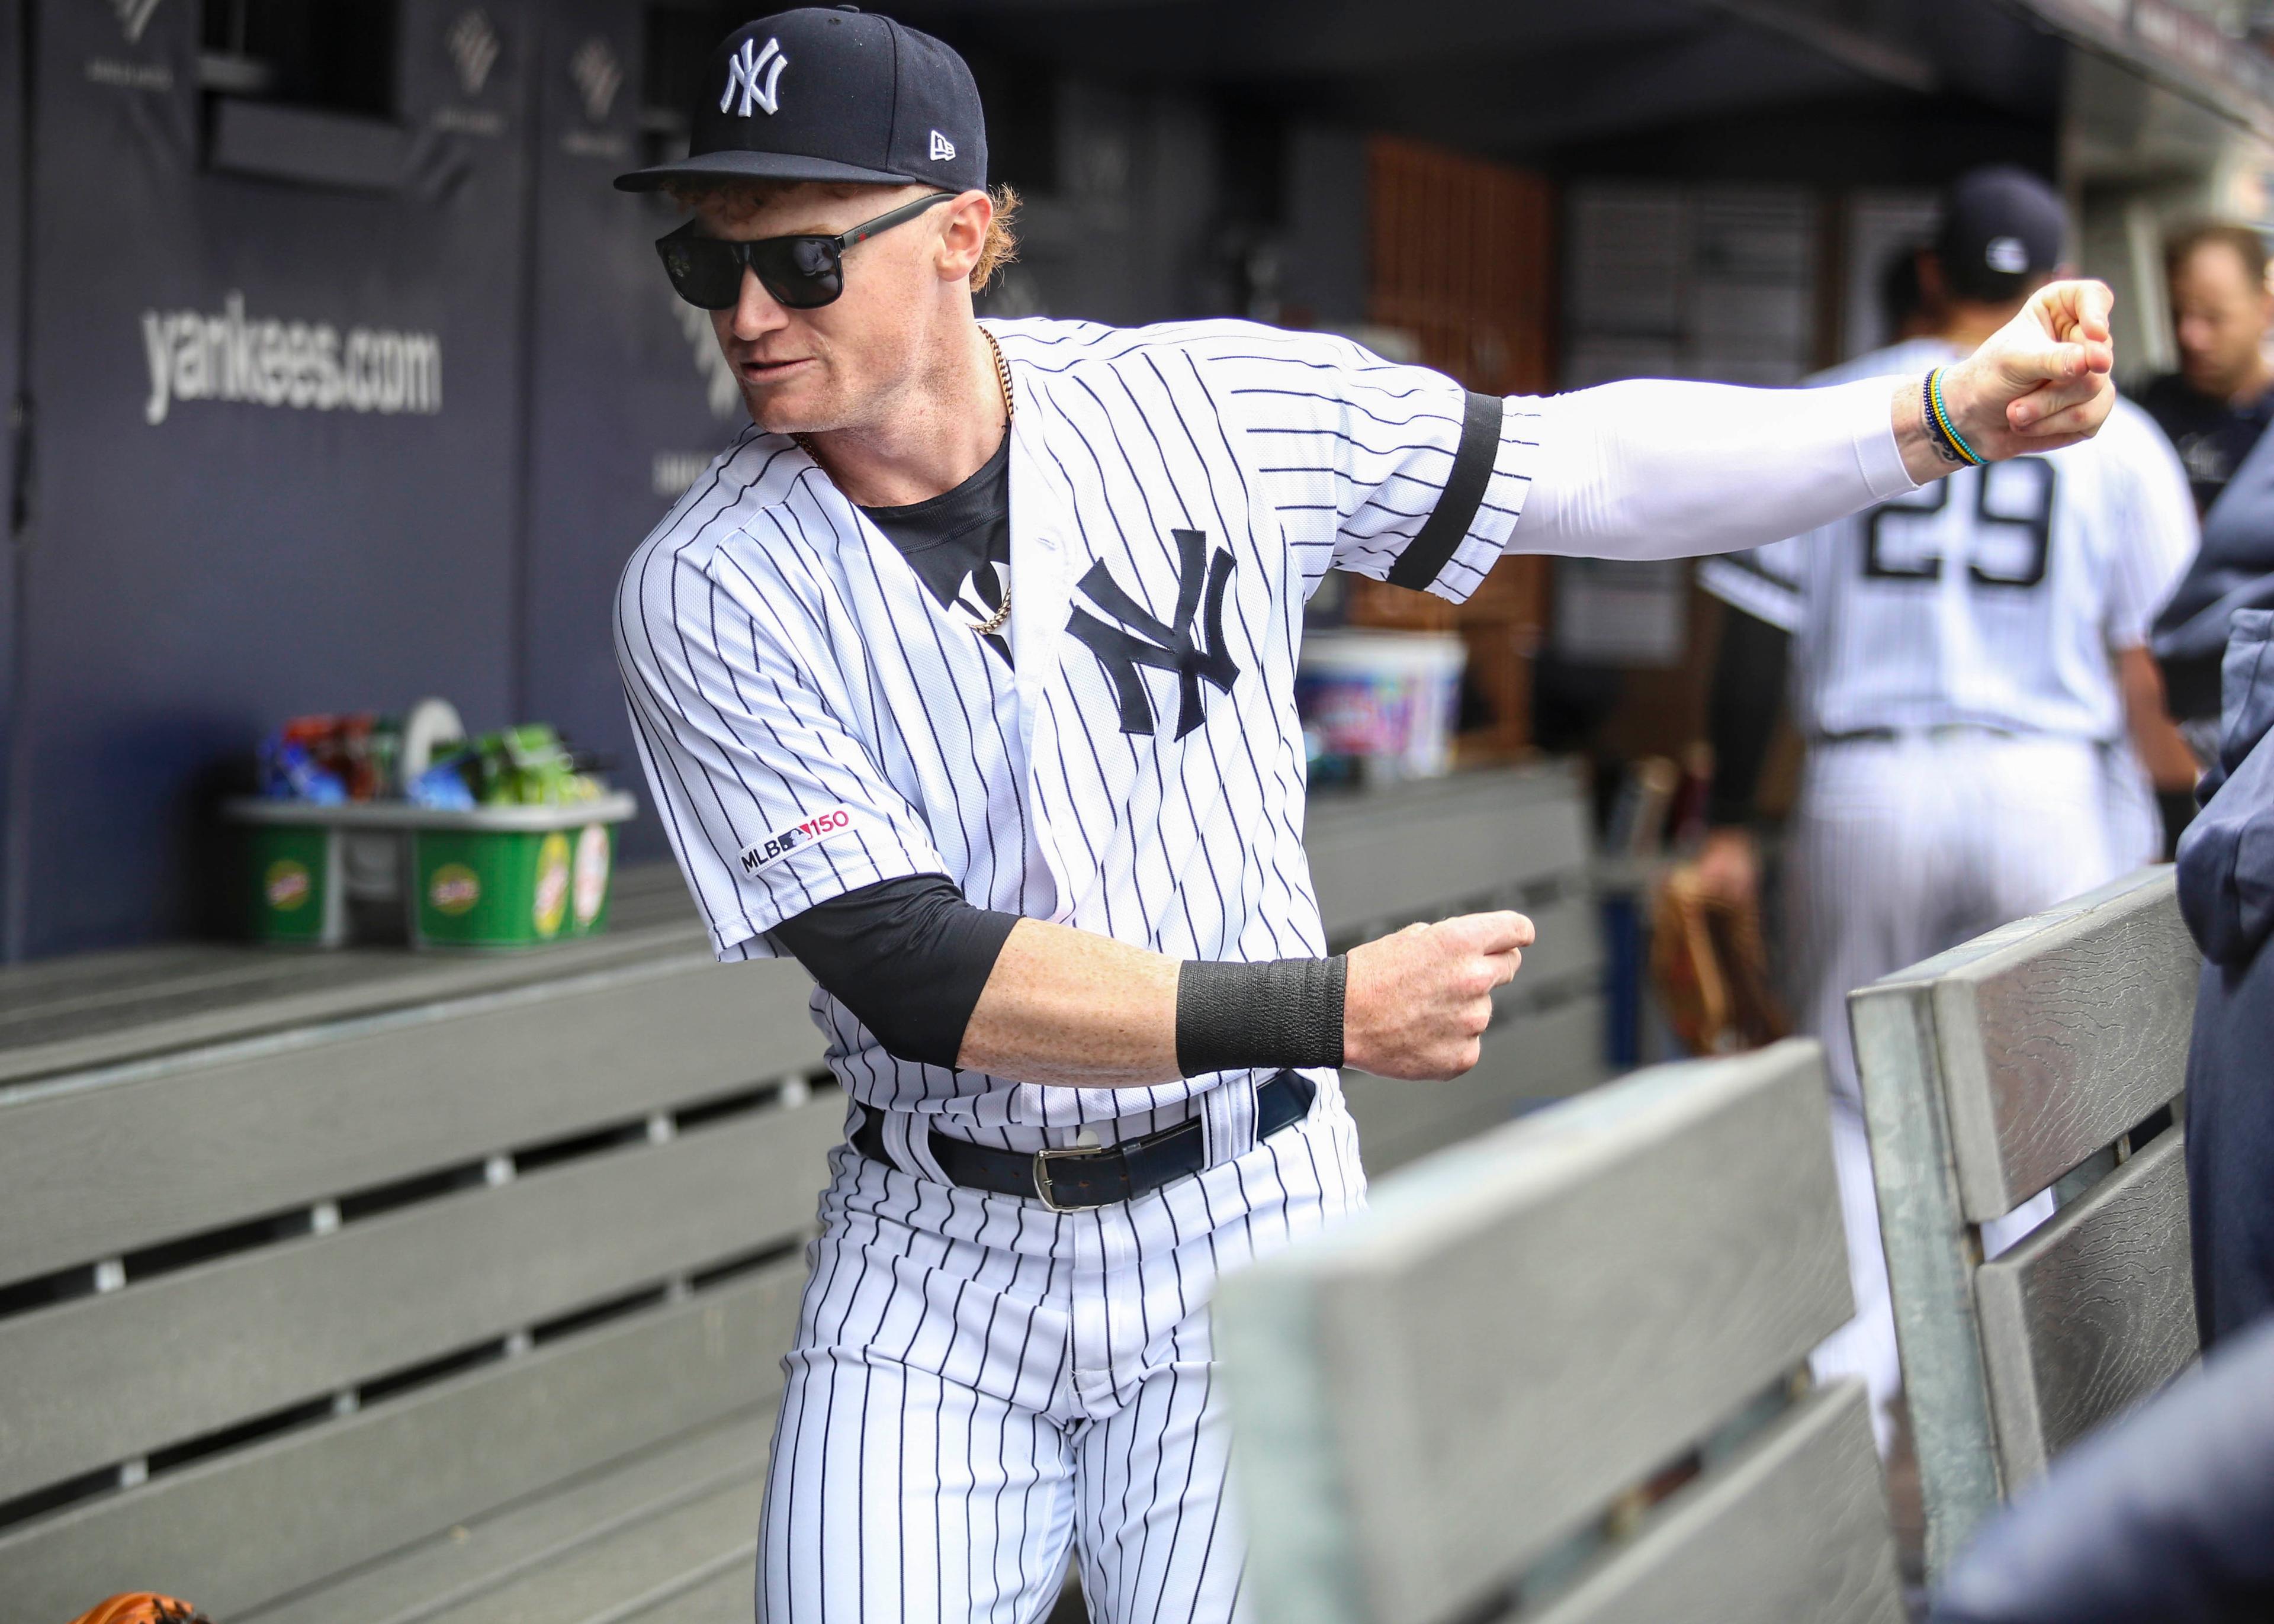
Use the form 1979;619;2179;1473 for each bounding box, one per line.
1694;167;2198;1448
611;17;2117;1620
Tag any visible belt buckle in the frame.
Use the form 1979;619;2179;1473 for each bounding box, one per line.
1033;1144;1109;1213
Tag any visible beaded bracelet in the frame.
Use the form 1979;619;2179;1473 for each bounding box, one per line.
1923;367;1984;467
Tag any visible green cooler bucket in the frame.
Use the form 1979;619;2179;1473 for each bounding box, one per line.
409;795;638;950
239;820;349;946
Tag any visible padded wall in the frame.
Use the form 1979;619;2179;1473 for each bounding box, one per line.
12;0;535;954
520;0;744;866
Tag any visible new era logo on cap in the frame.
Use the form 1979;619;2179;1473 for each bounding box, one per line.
1985;235;2029;274
722;35;787;117
929;130;956;161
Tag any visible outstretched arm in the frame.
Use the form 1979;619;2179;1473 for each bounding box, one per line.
1515;279;2118;561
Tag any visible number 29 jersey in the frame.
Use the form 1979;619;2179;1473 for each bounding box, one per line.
1698;336;2198;742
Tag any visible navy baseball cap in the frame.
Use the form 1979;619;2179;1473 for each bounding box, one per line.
615;7;987;195
1935;166;2066;302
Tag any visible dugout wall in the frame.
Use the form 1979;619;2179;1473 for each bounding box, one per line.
519;0;743;869
9;0;537;957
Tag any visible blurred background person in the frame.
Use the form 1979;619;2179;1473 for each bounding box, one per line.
2141;223;2274;520
1690;164;2198;1452
1882;242;1945;345
2148;224;2274;792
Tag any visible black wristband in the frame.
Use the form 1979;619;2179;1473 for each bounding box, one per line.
1175;956;1347;1077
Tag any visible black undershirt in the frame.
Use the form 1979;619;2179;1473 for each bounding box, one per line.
1707;607;1792;828
774;445;1019;1066
859;435;1013;667
770;874;1020;1069
2140;372;2274;516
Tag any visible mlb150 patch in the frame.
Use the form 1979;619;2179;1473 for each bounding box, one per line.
739;806;857;876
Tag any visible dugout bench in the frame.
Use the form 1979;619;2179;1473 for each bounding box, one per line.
1215;867;2206;1624
0;764;1599;1624
1219;1039;1907;1624
1851;864;2202;1577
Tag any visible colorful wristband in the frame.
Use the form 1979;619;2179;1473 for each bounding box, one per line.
1925;368;1983;467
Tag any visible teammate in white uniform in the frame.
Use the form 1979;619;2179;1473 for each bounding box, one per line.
1695;168;2198;1446
611;18;2119;1621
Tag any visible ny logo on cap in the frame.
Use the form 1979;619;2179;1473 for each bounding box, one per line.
1985;235;2029;274
722;36;787;117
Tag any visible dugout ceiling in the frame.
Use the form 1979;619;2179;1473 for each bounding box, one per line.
891;0;2067;174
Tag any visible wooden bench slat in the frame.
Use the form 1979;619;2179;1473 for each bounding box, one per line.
621;1561;753;1624
0;1095;839;1502
423;1471;759;1624
1533;1381;1903;1624
0;956;823;1284
1341;995;1601;1178
1976;1127;2198;1484
1869;867;2196;1217
1223;1041;1852;1624
0;863;705;1089
242;1413;771;1624
1309;766;1588;940
0;1259;807;1624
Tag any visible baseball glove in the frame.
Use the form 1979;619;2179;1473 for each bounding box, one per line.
1650;866;1790;1056
65;1596;210;1624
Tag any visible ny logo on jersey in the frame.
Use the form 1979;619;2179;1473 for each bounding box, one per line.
721;36;787;117
1067;530;1239;739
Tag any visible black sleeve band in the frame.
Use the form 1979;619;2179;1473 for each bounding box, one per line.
1707;606;1792;828
1175;956;1348;1078
1385;390;1505;591
770;874;1019;1068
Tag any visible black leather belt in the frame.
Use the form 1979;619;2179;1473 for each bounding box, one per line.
1816;724;2022;746
852;1070;1317;1213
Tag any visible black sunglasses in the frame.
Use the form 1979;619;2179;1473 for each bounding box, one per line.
656;192;957;311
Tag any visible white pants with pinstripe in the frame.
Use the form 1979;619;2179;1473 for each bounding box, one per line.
1786;733;2144;1449
757;1096;1367;1623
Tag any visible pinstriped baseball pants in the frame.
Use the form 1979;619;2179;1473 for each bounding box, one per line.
1786;734;2128;1448
756;1101;1368;1623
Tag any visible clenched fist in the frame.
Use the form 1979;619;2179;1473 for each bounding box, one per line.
1342;911;1534;1080
1901;278;2117;481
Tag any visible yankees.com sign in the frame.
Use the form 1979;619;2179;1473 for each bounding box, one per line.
141;293;444;426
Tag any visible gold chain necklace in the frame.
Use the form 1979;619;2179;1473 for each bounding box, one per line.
800;329;1016;642
966;327;1014;639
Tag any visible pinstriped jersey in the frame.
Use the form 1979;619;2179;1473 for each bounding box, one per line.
615;317;1540;1147
1698;337;2198;741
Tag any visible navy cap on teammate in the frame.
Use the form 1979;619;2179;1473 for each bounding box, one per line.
1935;166;2067;304
615;7;987;195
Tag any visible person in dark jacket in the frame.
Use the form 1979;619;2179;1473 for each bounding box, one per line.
1929;1310;2274;1624
2176;606;2274;1343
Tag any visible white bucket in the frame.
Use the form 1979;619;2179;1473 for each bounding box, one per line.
1296;629;1467;780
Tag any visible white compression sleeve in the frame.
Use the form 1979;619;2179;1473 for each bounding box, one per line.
1510;375;1920;560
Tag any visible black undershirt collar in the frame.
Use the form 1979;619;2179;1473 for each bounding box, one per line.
859;435;1013;667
